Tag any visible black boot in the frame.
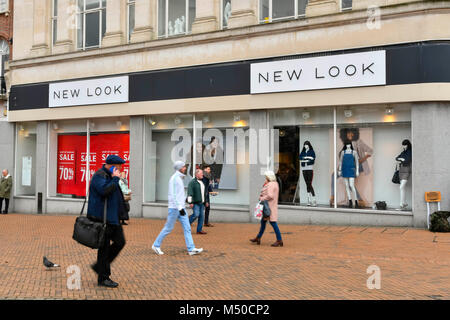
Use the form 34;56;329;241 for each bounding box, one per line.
348;200;353;208
354;200;359;208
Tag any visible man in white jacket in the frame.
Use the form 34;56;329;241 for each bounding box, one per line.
152;161;203;256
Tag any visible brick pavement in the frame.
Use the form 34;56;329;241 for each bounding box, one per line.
0;213;449;300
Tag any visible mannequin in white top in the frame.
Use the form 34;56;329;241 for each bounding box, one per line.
338;142;359;208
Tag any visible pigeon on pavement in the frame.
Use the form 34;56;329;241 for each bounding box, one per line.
43;256;60;269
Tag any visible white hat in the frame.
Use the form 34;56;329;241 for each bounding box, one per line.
174;161;186;171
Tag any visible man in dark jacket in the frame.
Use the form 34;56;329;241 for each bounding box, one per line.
202;165;214;227
87;155;127;288
188;169;208;234
0;169;12;214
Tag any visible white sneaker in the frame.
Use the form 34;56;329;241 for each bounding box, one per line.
188;248;203;256
152;245;164;255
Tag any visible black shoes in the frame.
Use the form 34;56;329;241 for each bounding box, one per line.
2;211;7;214
98;278;119;288
121;221;128;225
348;200;353;208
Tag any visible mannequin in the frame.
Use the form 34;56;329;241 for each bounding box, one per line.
338;140;359;208
396;139;412;210
299;141;316;206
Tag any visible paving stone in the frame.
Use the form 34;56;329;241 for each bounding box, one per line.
0;213;449;300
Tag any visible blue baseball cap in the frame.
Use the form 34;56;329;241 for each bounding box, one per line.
105;155;125;164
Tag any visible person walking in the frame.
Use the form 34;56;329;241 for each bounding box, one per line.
0;169;12;214
250;171;283;247
88;155;127;288
188;168;208;234
118;171;131;225
152;161;203;256
202;165;214;227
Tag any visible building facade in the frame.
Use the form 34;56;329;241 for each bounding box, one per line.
3;0;450;228
0;0;12;122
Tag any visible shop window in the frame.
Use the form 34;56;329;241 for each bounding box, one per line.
144;112;249;206
273;108;334;206
158;0;196;38
221;0;232;29
271;105;412;211
15;123;37;196
127;0;135;42
49;118;130;198
77;0;107;50
260;0;308;23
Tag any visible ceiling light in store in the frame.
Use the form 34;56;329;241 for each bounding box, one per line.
174;116;182;125
344;109;352;118
148;118;156;126
233;113;240;122
19;125;24;131
302;111;310;120
52;122;59;130
385;106;394;115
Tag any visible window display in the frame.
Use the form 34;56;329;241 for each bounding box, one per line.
272;104;412;211
144;112;249;206
15;122;37;196
49;118;130;198
158;0;196;37
56;133;129;197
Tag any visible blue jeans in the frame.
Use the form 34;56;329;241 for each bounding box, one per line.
153;208;195;252
257;219;282;241
189;203;205;233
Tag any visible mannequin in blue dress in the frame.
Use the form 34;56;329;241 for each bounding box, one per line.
338;140;359;208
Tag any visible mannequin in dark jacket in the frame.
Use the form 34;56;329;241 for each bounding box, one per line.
87;155;127;288
395;139;412;210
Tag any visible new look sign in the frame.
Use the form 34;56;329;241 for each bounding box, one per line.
49;76;129;108
250;51;386;94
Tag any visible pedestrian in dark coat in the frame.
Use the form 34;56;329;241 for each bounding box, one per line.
87;155;127;288
0;169;12;214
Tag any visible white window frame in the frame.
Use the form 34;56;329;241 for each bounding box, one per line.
220;0;232;30
259;0;303;24
51;0;58;47
158;0;193;38
0;0;9;14
127;0;136;43
77;0;107;50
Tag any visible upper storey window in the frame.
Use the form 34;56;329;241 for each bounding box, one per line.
260;0;308;23
77;0;107;50
158;0;196;38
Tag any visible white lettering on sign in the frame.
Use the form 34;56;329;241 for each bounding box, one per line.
250;51;386;94
49;76;129;107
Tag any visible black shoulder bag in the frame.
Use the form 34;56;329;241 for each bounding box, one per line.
72;195;107;249
392;163;400;184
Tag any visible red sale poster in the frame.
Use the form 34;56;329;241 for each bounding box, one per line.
57;132;129;197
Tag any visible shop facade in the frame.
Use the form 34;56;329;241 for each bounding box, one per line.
3;0;450;228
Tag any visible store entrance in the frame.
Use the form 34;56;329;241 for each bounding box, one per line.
275;126;300;204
